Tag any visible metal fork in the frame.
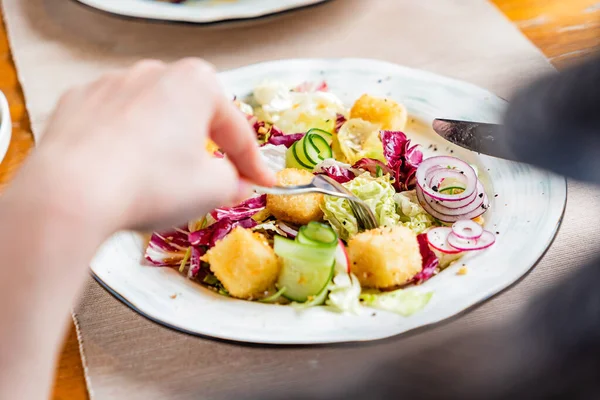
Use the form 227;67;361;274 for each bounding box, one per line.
255;175;378;231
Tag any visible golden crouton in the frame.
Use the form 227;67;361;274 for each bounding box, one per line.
350;94;408;131
266;168;324;225
348;226;422;289
202;227;280;299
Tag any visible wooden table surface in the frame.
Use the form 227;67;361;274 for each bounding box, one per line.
0;1;597;398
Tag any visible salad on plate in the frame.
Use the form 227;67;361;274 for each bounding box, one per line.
144;80;496;316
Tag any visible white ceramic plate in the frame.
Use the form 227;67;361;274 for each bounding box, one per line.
0;91;12;166
74;0;330;23
91;58;566;344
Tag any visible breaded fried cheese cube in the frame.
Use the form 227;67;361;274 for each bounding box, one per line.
203;227;280;299
266;168;324;225
348;226;422;289
350;94;408;131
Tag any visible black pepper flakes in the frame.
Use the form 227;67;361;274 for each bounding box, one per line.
371;313;377;317
494;194;499;198
496;231;500;235
432;185;439;192
478;193;484;198
377;79;383;83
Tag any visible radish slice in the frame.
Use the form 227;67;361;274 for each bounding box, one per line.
451;220;484;240
335;239;351;274
447;230;496;251
426;227;462;254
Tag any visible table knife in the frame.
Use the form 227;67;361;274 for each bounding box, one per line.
432;118;517;162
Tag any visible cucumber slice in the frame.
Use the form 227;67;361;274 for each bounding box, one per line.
285;141;313;170
302;134;328;165
285;142;306;169
278;258;334;303
259;287;287;303
297;222;338;246
306;128;333;144
290;274;332;308
294;139;315;169
274;235;337;263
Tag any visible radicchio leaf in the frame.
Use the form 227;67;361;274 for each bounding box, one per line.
316;165;356;183
144;227;191;266
210;195;266;221
352;158;394;177
266;132;304;148
412;233;439;284
334;113;347;133
380;130;424;191
188;217;257;248
187;246;205;279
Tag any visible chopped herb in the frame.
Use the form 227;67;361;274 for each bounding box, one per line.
178;247;192;273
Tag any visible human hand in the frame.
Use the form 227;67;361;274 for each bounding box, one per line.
19;58;275;235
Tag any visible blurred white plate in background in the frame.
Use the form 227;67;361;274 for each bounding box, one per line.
74;0;330;23
0;91;12;166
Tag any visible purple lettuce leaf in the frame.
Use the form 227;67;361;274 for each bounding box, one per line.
266;132;304;148
380;130;424;191
187;246;206;279
380;130;410;171
352;158;394;177
188;217;257;248
334;113;347;133
412;233;440;284
144;227;190;266
210;195;266;221
315;165;356;183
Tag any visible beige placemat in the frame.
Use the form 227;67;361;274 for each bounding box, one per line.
3;0;600;399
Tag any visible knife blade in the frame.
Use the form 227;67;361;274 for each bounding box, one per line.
432;118;517;161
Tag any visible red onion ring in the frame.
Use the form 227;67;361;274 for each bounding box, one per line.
416;186;488;222
426;227;462;254
277;221;298;238
447;230;496;251
416;156;477;202
415;156;490;223
421;182;487;214
451;220;484;240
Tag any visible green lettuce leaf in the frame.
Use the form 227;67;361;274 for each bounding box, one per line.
359;289;433;316
394;190;437;234
322;173;400;240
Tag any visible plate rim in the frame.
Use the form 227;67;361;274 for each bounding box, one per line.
88;58;569;345
71;0;331;25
